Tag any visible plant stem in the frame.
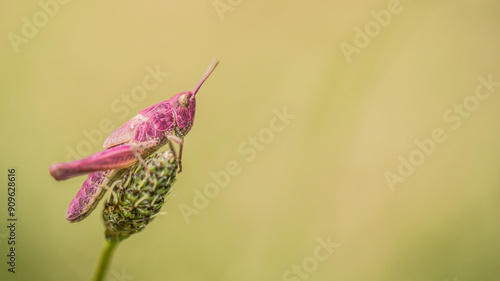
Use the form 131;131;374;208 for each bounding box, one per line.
93;237;121;281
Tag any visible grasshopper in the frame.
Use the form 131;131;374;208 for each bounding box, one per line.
49;59;219;222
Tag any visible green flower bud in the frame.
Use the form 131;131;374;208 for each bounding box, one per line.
103;151;178;240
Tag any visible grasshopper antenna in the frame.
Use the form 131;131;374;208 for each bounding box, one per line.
192;58;219;97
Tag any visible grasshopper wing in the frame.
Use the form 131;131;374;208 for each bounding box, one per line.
103;114;148;148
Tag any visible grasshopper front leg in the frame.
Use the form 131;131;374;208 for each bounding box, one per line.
166;134;184;173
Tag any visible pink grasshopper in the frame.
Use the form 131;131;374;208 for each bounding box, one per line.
50;59;219;222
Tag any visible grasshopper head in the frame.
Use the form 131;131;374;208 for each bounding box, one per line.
171;59;219;137
171;91;196;136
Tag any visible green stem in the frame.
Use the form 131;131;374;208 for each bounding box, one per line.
93;237;121;281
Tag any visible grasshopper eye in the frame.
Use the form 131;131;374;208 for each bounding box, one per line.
179;94;190;108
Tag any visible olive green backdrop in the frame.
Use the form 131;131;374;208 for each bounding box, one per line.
1;1;500;281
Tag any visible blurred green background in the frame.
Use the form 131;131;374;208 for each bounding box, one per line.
1;1;500;280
